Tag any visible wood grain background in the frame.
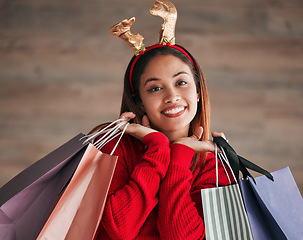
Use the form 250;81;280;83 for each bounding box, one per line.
0;0;302;192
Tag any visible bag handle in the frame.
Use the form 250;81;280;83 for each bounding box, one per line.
83;119;129;155
215;144;238;187
213;137;274;183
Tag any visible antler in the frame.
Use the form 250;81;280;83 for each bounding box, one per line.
149;0;177;45
109;17;145;55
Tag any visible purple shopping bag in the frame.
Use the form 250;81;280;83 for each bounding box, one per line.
239;167;303;240
0;133;88;240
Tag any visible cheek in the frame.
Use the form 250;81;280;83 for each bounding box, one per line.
186;94;199;117
186;88;199;105
189;99;198;115
141;95;157;114
142;99;158;117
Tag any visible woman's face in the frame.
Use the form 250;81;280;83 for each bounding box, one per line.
139;54;199;140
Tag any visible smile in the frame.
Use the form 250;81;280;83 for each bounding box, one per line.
161;106;186;117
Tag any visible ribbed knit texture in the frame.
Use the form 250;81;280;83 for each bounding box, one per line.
95;132;232;240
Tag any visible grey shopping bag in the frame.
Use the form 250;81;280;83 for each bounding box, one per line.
240;167;303;240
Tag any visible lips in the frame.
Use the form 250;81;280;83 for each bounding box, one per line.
161;106;186;118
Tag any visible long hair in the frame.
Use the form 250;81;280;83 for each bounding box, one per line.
120;46;210;171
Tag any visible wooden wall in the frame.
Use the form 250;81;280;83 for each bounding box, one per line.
0;0;302;191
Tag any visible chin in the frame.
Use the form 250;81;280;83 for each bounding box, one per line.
150;115;193;134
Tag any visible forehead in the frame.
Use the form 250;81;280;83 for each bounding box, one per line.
141;54;192;78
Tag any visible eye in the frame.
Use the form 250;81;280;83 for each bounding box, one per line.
147;86;162;93
176;80;187;86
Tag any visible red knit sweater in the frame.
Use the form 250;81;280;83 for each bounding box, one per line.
95;132;232;240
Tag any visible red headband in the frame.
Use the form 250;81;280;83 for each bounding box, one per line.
129;44;195;93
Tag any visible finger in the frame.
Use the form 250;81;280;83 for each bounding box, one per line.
142;115;151;128
211;131;226;140
199;141;222;153
120;112;136;121
189;140;216;153
191;126;203;140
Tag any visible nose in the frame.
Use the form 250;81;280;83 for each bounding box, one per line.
164;87;181;103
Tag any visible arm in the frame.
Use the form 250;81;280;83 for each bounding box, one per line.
157;130;232;239
100;132;170;240
157;143;205;239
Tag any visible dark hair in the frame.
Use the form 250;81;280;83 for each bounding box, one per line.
120;45;210;171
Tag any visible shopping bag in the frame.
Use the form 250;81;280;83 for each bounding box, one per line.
240;167;303;240
201;145;253;240
37;119;129;240
213;137;303;239
0;134;88;240
213;137;273;182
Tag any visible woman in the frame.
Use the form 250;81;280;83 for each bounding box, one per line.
93;1;232;239
94;45;232;239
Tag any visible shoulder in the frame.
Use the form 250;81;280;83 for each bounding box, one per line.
100;131;169;156
100;133;143;156
192;152;232;190
204;152;217;170
193;152;216;176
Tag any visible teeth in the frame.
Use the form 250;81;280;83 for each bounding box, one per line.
163;107;185;115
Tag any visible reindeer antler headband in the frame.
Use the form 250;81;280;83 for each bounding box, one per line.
109;0;195;92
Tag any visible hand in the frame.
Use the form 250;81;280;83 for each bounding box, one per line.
173;127;227;153
119;112;158;141
211;131;227;140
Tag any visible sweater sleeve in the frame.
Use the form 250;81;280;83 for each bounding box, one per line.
99;132;170;240
157;145;233;240
157;143;205;240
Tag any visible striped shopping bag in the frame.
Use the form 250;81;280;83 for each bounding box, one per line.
201;184;253;240
201;144;253;240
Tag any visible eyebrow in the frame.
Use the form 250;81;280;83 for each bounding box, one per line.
144;71;189;86
174;71;189;78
